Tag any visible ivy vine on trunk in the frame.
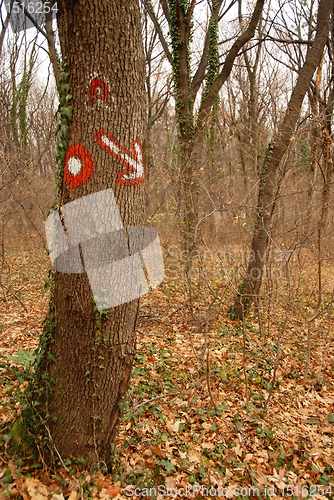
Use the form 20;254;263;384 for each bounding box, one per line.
143;0;265;264
19;0;147;470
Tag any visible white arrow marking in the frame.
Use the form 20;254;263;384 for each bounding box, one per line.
95;129;145;186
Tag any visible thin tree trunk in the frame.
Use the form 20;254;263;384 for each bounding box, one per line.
245;61;259;175
304;53;334;381
0;0;13;58
45;3;61;87
232;0;333;319
240;3;262;177
306;60;323;220
319;81;334;234
181;142;200;260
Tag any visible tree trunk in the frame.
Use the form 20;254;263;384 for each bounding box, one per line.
306;61;323;221
232;0;333;319
318;78;334;234
27;0;146;469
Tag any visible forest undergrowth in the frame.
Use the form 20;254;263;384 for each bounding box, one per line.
0;248;333;500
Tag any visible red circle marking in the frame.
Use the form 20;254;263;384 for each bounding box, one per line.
64;143;94;190
89;78;109;105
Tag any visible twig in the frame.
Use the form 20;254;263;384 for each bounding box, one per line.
126;392;180;413
255;295;264;338
0;282;28;312
206;350;218;411
0;220;9;302
304;227;322;381
265;254;292;410
185;323;201;362
136;329;167;338
304;322;312;382
241;310;249;411
43;424;70;473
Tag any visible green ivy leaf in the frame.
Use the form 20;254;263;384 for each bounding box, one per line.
319;474;329;485
158;459;176;472
56;150;66;165
7;350;35;369
5;432;12;445
47;352;56;362
2;468;12;484
60;106;73;121
59;83;71;93
61;124;68;136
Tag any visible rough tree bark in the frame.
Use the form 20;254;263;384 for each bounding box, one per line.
232;0;333;319
26;0;147;468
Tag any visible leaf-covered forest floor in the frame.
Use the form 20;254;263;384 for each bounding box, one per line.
0;249;333;500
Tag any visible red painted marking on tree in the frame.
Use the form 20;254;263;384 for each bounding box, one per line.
95;129;145;186
89;77;110;105
64;143;94;190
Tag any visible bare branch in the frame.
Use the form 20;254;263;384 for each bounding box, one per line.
160;0;170;24
187;0;196;24
218;0;238;22
191;0;225;101
264;34;313;45
197;0;265;128
0;0;13;58
126;392;180;413
0;282;28;312
19;3;48;38
142;0;173;65
45;3;61;86
191;32;210;100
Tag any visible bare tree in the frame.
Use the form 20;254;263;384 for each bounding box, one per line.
143;0;265;260
232;0;333;319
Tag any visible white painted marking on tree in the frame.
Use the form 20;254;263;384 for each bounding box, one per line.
67;157;82;176
101;136;143;178
95;129;145;186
